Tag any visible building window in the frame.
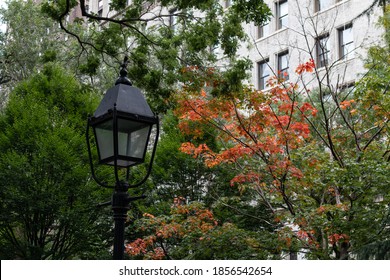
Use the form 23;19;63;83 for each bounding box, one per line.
98;0;103;17
315;0;333;12
258;59;271;90
169;9;178;32
258;20;270;39
277;1;288;30
339;25;354;60
315;0;343;12
277;51;289;80
316;34;330;68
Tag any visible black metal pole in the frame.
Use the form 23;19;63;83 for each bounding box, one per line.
112;183;130;260
111;182;147;260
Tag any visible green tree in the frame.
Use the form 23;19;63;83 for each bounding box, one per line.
349;7;390;259
0;63;112;259
0;0;117;107
41;0;271;112
0;1;63;85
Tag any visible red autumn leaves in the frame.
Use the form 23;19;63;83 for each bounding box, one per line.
175;60;319;189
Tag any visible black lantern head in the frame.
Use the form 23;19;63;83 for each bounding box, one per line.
88;64;158;169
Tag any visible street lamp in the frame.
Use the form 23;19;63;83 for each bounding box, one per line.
86;57;159;260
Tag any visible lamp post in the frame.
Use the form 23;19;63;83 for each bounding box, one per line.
86;57;159;260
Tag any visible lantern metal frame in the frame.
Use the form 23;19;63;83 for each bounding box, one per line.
86;107;159;189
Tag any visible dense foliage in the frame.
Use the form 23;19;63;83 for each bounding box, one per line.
0;0;388;260
41;0;271;112
0;63;113;259
170;58;389;259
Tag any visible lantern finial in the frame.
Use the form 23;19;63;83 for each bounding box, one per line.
115;56;132;86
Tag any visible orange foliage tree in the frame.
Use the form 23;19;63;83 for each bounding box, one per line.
172;59;389;259
176;61;318;218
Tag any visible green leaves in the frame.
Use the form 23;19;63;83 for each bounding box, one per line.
37;0;271;113
0;63;109;259
231;0;271;26
1;0;70;89
110;0;129;11
79;55;100;76
220;12;246;57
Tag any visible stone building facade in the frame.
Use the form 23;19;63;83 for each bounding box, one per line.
243;0;384;91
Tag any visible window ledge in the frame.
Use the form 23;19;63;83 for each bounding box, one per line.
315;56;355;72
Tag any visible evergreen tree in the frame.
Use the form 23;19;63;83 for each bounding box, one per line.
0;63;112;259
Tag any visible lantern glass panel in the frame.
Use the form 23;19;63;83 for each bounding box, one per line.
117;118;151;161
93;117;152;167
95;119;114;162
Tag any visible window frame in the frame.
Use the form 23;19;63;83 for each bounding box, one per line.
338;24;354;60
277;51;289;80
277;0;288;30
169;8;178;32
258;20;271;39
315;0;343;12
98;0;103;9
316;34;330;68
258;59;271;90
98;0;103;17
315;0;333;12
